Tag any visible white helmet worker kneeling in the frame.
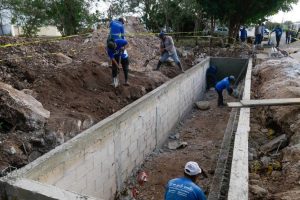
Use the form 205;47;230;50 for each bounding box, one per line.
164;161;207;200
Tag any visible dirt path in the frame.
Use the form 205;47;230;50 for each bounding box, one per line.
125;89;235;200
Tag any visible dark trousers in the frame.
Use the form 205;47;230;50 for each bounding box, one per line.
206;74;217;90
254;34;262;44
241;37;246;42
286;36;290;44
216;89;224;106
276;35;281;47
112;56;129;82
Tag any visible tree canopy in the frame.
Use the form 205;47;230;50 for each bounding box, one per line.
1;0;100;36
199;0;298;37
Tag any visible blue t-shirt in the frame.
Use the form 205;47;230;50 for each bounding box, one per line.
109;20;125;40
107;39;128;59
165;177;206;200
240;29;247;39
273;27;283;37
215;77;231;92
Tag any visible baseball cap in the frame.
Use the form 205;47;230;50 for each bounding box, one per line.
159;31;165;38
184;161;202;176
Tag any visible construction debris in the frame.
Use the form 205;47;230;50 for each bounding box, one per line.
195;101;211;110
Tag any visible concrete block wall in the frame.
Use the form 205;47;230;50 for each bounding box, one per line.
1;58;209;200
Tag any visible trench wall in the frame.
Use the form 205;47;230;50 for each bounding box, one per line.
1;58;210;200
210;57;248;83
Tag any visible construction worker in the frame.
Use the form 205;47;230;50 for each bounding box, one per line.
271;25;283;48
107;39;130;87
286;29;291;44
165;161;206;200
206;65;217;90
215;75;235;106
240;27;247;42
155;32;184;72
107;17;125;43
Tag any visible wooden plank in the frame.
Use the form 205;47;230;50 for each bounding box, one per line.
227;98;300;108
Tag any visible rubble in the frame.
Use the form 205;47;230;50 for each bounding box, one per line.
260;134;288;153
0;81;50;131
250;185;268;198
195;101;211;110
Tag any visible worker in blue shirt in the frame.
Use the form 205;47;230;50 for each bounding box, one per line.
108;18;125;41
107;39;130;87
206;65;217;90
240;27;247;42
272;25;283;48
215;76;235;106
165;161;207;200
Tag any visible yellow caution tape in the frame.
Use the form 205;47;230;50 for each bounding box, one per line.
0;30;214;48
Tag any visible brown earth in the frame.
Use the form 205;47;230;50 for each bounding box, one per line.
119;90;236;200
0;30;175;175
249;57;300;200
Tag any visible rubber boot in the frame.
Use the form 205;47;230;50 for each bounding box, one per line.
115;77;119;87
178;62;184;73
155;61;162;71
113;77;119;88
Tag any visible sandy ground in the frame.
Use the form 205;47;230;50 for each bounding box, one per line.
120;89;236;200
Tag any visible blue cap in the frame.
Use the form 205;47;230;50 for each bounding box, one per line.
159;31;165;38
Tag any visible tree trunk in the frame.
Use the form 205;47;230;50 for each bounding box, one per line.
210;16;215;35
228;19;240;43
0;13;4;35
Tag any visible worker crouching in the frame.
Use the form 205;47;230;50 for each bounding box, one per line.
155;31;184;73
215;75;235;106
107;39;130;87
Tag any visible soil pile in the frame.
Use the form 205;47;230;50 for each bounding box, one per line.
250;57;300;199
0;22;174;175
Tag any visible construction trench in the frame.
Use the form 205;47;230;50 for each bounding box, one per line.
0;57;252;200
1;42;300;200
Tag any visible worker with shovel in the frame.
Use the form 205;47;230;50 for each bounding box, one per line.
215;75;235;106
165;161;207;200
107;39;130;87
155;31;184;72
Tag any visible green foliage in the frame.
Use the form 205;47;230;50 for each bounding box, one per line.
46;0;96;36
118;0;205;33
199;0;298;38
4;0;100;37
7;0;48;37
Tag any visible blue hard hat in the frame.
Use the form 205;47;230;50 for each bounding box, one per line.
159;31;165;38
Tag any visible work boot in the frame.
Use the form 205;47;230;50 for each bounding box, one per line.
155;61;162;71
178;62;184;73
113;77;119;88
124;81;130;86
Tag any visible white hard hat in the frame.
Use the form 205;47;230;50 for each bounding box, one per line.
184;161;202;176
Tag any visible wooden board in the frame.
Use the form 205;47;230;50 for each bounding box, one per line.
227;98;300;108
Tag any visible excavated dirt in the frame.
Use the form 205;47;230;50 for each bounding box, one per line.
119;90;236;200
0;30;173;175
249;57;300;200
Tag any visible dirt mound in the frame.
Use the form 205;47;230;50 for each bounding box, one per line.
0;29;172;175
250;57;300;199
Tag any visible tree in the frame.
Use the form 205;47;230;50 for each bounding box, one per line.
0;0;11;35
4;0;99;37
199;0;298;39
47;0;97;36
6;0;48;37
115;0;205;33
